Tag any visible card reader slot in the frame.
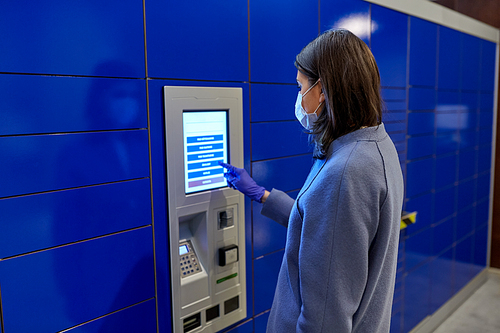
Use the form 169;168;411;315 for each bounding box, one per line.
183;313;201;333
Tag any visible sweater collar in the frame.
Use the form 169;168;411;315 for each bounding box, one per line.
325;123;388;158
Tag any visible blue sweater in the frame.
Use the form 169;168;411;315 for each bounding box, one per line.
261;124;404;332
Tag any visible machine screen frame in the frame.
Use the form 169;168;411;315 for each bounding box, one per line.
182;109;230;195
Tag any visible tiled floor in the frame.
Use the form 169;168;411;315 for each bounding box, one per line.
432;269;500;333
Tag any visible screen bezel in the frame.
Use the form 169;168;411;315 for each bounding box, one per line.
182;109;230;195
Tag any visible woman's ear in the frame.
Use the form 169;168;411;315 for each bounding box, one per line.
319;91;325;104
318;80;326;104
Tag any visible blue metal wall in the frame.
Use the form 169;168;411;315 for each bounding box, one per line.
0;1;496;332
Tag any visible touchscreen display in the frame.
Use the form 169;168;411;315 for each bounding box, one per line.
183;110;228;194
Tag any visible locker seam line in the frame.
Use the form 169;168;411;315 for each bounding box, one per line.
0;177;150;201
56;297;155;333
0;72;146;80
0;225;151;262
141;0;159;330
0;128;148;139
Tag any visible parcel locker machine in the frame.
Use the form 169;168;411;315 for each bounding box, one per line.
163;86;247;333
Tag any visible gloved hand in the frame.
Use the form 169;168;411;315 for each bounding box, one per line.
219;162;266;203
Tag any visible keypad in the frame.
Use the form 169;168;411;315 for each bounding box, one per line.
179;241;201;278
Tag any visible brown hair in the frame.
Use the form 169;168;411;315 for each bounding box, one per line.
295;29;383;158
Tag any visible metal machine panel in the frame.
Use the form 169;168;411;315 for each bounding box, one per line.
164;86;246;333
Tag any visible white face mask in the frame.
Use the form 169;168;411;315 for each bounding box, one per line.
295;80;323;130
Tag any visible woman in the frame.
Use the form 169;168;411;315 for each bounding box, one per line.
221;29;404;332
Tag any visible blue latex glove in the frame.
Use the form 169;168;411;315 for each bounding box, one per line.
219;162;266;203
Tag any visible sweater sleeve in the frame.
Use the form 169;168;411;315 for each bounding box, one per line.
260;188;295;228
296;143;385;332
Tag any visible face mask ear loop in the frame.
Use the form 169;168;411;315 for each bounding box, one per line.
303;79;320;97
312;101;323;115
